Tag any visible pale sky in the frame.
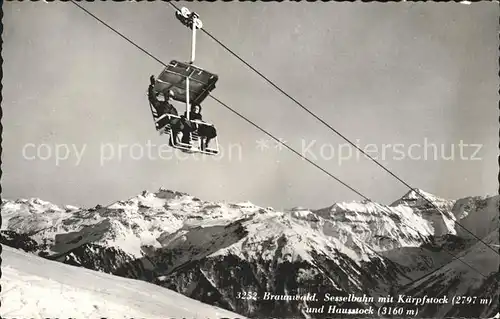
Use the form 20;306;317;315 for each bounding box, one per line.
2;1;498;210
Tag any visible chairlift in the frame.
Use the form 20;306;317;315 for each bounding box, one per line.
148;7;220;155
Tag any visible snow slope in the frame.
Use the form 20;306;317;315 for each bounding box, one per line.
1;245;245;319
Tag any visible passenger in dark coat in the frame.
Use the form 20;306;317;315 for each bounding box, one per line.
182;105;217;150
149;75;183;145
178;105;200;144
148;76;178;117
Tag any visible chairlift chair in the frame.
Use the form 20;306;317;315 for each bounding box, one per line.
148;7;220;155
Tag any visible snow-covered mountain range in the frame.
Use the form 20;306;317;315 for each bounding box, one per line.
1;188;498;318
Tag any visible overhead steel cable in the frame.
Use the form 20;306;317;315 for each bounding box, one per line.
165;2;499;256
68;1;493;279
68;1;369;201
207;95;370;200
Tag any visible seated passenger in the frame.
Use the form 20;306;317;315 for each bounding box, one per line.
176;105;199;144
148;75;178;117
182;105;217;150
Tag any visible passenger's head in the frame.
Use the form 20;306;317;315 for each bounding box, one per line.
193;105;201;113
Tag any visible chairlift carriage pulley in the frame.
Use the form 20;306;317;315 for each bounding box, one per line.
147;7;220;155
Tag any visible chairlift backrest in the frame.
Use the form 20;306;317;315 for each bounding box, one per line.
154;60;218;106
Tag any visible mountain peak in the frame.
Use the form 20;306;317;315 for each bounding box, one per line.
402;188;439;200
390;188;450;207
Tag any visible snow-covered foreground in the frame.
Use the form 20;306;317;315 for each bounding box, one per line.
1;246;245;319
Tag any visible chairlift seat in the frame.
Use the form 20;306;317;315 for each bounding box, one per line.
150;110;219;155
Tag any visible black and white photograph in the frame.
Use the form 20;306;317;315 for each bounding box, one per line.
1;1;499;318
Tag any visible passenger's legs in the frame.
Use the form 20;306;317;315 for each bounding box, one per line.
180;120;193;144
196;125;216;150
204;126;217;148
169;117;183;145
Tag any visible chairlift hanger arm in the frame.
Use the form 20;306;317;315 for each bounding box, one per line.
175;7;203;30
174;7;204;119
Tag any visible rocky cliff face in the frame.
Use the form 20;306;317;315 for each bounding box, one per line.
388;230;499;319
2;188;498;318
